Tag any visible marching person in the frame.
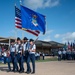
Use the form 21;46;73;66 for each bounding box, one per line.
10;40;18;72
16;37;24;73
27;39;36;74
22;37;29;73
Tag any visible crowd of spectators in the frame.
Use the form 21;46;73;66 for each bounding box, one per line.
0;45;8;63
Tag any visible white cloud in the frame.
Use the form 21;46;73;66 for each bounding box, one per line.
22;0;60;10
54;34;60;38
44;36;51;41
46;30;54;34
55;32;75;43
44;0;60;8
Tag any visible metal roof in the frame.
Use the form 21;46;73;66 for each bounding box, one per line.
0;37;64;48
35;40;64;48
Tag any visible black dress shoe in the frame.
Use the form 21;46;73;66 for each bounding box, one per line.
27;71;31;74
25;71;27;73
7;69;11;72
31;72;35;74
12;70;15;72
19;70;24;73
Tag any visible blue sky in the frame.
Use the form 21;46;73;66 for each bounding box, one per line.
0;0;75;43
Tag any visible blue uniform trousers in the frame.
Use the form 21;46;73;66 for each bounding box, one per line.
7;56;11;71
14;55;18;71
24;51;29;72
11;52;18;71
27;54;35;73
10;52;15;70
17;53;24;71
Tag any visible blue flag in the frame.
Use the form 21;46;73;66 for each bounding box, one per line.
20;5;46;34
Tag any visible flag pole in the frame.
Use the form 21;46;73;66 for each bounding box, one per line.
20;0;22;5
22;30;24;39
19;0;24;39
14;3;17;39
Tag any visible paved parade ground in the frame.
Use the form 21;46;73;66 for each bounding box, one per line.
0;61;75;75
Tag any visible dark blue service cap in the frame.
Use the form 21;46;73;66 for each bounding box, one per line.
29;39;34;42
17;37;21;41
23;37;28;40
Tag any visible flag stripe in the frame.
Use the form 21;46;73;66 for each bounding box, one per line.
15;26;22;29
15;22;22;25
15;18;21;22
16;26;38;36
26;30;38;36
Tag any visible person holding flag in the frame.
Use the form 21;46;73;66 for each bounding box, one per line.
22;37;30;73
16;37;24;73
27;39;36;74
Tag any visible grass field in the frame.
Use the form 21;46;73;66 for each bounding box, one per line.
0;56;58;65
36;56;58;62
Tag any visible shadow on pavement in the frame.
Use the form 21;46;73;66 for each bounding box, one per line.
0;66;8;71
0;66;13;72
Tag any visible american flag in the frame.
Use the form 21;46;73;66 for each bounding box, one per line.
15;6;40;36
